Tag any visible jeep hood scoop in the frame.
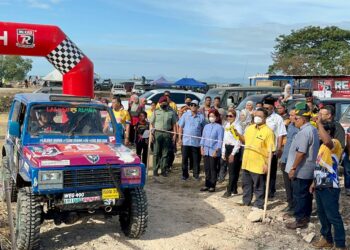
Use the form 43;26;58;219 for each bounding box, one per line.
23;143;141;168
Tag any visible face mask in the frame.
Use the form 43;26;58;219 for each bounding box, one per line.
185;102;191;106
160;104;168;110
209;117;216;123
254;116;263;125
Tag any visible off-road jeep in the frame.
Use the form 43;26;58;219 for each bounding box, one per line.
0;94;148;250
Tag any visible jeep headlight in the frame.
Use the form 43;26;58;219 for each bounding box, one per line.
38;171;63;189
123;167;140;177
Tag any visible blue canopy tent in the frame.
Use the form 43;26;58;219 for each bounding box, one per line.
150;77;173;87
175;78;206;88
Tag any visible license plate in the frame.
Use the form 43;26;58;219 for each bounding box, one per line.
63;192;101;204
102;188;119;199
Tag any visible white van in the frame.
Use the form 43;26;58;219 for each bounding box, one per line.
111;84;127;96
132;84;146;95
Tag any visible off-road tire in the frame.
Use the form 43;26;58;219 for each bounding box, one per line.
119;188;148;238
0;156;17;202
16;187;41;250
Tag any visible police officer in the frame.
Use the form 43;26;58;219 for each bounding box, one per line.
150;96;177;177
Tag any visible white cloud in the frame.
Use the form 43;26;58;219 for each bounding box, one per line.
25;0;61;9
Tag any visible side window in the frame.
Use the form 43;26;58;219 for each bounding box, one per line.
9;101;21;122
171;93;184;104
18;103;27;133
150;93;162;103
189;94;200;102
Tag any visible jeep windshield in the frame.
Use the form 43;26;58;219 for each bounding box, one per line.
28;104;116;137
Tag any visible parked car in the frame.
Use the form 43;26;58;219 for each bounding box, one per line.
123;89;204;110
236;93;304;110
95;79;113;91
111;83;127;97
287;98;350;121
201;86;283;109
132;83;149;95
1;94;148;249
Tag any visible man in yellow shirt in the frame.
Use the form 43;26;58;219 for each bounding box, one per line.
156;90;178;113
105;96;131;145
241;108;275;209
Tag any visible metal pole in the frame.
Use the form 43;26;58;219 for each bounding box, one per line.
4;180;16;250
263;146;273;221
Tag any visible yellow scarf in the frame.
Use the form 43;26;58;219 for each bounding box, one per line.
225;123;239;140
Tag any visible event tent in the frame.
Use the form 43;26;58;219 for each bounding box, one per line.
175;78;206;88
151;77;173;87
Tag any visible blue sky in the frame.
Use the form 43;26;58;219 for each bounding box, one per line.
1;0;350;83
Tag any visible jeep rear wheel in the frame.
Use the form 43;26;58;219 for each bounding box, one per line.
16;187;41;250
0;156;17;202
119;188;148;238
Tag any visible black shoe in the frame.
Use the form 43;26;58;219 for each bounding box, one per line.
161;172;168;177
181;176;188;181
200;187;209;192
153;172;159;177
208;188;215;192
268;193;275;199
222;191;231;198
232;190;238;195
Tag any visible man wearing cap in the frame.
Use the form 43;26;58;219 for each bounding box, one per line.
178;100;206;180
263;96;287;198
285;102;320;229
150;96;177;177
156;90;178;113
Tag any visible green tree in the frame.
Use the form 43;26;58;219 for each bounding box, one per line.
0;56;33;82
268;26;350;75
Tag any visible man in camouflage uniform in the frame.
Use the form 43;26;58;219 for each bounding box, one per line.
150;96;177;177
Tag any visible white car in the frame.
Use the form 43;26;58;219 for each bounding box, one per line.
132;84;145;95
122;89;204;110
111;84;127;96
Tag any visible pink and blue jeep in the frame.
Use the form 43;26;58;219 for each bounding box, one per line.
1;94;148;250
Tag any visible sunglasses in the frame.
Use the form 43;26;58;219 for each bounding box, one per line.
226;115;234;118
190;103;197;107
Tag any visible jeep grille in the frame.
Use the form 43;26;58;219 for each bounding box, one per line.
63;168;121;188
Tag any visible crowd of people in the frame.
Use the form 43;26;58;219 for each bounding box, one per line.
104;90;348;249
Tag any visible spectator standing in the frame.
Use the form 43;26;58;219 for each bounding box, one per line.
319;105;345;148
285;103;319;229
200;96;212;122
178;100;206;180
239;109;252;133
150;96;177;177
107;96;131;145
241;108;275;209
213;96;226;123
146;101;157;121
178;97;192;118
200;109;224;192
222;110;242;197
134;111;149;167
244;101;254;116
263;96;287;198
343;129;350;196
280;109;299;213
310;121;346;250
156;90;178;113
128;95;144;144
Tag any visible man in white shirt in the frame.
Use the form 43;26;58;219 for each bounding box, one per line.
263;96;287;198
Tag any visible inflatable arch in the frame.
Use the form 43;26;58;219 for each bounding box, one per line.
0;22;94;97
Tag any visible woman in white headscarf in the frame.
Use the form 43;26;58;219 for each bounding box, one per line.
238;109;252;133
245;101;254;116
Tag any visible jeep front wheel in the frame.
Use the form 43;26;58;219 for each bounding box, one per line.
16;187;42;250
119;188;148;238
0;156;17;202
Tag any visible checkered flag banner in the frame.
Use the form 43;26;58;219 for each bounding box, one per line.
46;37;85;74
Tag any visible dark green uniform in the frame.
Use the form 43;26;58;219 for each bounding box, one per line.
150;107;177;175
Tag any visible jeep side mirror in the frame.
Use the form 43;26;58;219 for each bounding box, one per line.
9;121;20;138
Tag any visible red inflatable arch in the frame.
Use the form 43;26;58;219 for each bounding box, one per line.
0;22;94;97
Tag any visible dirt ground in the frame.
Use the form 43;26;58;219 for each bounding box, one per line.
0;111;349;249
